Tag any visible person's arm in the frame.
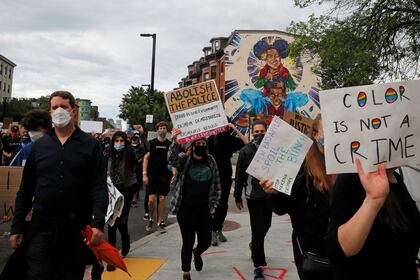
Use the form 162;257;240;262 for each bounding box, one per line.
10;148;36;248
228;123;249;145
88;141;108;245
337;159;389;257
142;152;150;185
234;148;247;210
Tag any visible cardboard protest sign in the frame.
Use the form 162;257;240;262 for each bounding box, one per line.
164;80;228;144
319;80;420;174
0;166;23;219
246;116;312;195
283;110;313;137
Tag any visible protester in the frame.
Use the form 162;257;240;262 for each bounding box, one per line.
8;90;108;280
168;128;221;280
105;131;139;271
142;121;172;232
208;122;248;246
260;115;336;280
325;158;420;280
2;124;21;166
130;131;149;209
10;109;51;166
234;119;271;280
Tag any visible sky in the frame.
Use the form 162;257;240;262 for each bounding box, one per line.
0;0;324;121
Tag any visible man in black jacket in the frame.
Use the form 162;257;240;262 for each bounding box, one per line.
234;119;271;280
8;91;108;280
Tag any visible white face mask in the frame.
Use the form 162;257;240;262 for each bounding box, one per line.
28;131;45;142
51;107;72;128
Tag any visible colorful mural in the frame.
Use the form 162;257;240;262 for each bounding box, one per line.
224;31;320;133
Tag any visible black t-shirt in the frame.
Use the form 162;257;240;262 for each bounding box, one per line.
3;136;22;165
182;157;212;207
325;172;420;280
147;138;171;177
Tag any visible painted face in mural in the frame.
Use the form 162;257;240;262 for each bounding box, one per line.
265;48;281;70
270;89;286;107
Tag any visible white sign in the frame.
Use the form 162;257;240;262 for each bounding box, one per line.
246;116;312;195
80;120;103;133
319;80;420;174
164;80;229;144
146;114;153;124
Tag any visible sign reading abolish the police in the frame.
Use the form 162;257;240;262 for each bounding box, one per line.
246;116;312;195
164;80;228;144
319;80;420;174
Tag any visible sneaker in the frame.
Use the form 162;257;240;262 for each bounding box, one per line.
211;231;219;246
131;201;138;208
182;271;191;280
143;212;150;221
121;235;130;257
159;220;167;227
193;248;203;271
254;267;265;280
217;230;227;242
146;219;154;231
158;222;166;233
106;264;116;272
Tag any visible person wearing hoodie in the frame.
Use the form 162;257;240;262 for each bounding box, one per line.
234;119;271;280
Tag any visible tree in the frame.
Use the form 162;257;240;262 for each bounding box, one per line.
293;0;420;80
118;86;170;128
288;15;380;89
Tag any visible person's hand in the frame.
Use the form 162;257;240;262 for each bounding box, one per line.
260;179;279;194
355;158;389;205
143;174;149;185
210;208;216;216
88;228;104;247
171;128;181;139
9;234;23;249
235;201;243;210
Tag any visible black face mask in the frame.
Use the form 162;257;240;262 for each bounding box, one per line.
194;146;207;156
253;133;265;145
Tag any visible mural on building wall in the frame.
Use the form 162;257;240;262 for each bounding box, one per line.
224;31;320;133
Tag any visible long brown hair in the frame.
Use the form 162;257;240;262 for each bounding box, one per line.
304;115;336;194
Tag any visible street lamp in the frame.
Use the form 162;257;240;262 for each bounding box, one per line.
140;33;156;115
141;84;152;112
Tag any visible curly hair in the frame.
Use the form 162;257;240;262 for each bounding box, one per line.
253;39;289;60
20;109;52;131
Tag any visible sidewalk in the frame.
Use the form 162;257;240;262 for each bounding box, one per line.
99;210;300;280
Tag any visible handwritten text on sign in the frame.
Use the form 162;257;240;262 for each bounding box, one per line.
165;80;228;144
246;116;312;195
319;80;420;174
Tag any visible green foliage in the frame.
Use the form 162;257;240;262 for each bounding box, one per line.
292;0;420;80
288;16;380;89
118;86;170;128
1;96;51;122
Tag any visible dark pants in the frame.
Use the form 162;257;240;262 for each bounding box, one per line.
108;184;137;245
25;230;86;280
247;199;272;268
212;177;232;231
177;205;212;272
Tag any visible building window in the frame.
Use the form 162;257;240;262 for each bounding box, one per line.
7;85;10;93
0;64;2;75
0;82;2;91
3;83;6;91
4;66;7;76
204;73;209;81
211;65;217;79
221;62;224;74
9;69;12;79
215;40;220;50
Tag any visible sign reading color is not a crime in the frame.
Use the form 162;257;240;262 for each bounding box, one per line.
164;80;228;144
319;80;420;174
